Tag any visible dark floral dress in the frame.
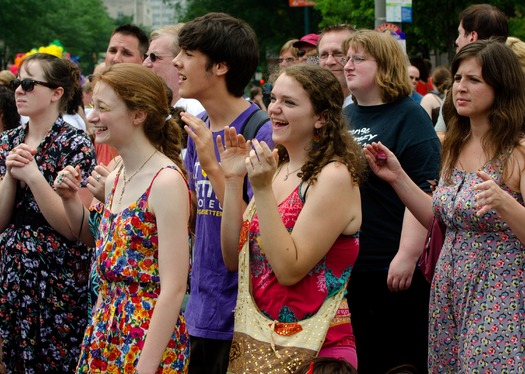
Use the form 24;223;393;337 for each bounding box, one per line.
0;117;96;373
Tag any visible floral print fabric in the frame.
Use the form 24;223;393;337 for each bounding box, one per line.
249;184;359;349
77;166;189;373
430;155;525;373
0;118;96;373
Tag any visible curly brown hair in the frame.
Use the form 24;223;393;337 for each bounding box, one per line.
275;64;367;186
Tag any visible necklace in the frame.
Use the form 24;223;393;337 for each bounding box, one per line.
284;163;302;181
118;150;157;205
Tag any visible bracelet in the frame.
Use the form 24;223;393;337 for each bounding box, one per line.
78;205;85;239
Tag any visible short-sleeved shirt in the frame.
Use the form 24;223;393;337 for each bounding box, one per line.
344;97;441;271
184;103;273;340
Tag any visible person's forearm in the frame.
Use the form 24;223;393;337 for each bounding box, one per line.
61;196;95;246
494;195;525;244
0;174;18;231
136;291;185;373
221;178;245;271
27;174;78;240
253;187;301;285
397;208;429;262
204;162;227;205
391;170;434;228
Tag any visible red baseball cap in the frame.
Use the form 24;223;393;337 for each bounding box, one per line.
293;33;320;49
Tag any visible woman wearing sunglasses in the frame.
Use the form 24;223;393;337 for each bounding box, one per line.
0;53;96;373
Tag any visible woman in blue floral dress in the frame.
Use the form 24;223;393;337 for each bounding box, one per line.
0;54;96;373
56;63;190;373
365;40;525;373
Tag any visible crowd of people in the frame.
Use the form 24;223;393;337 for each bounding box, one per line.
0;3;523;374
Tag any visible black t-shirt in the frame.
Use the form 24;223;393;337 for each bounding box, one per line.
344;97;441;271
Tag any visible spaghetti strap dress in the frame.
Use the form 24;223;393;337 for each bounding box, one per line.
429;154;525;373
77;165;190;373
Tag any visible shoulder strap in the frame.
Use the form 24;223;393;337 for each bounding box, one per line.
240;108;270;140
202;109;269;203
201;108;269;140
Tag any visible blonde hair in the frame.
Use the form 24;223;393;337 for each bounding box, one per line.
280;39;299;58
342;30;412;103
0;70;16;87
150;24;184;55
506;36;525;73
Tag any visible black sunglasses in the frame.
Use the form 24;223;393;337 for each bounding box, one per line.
143;52;175;62
297;50;307;57
10;78;59;92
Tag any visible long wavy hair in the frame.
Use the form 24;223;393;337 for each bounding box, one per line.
442;40;525;182
275;64;367;186
342;30;412;104
92;63;185;174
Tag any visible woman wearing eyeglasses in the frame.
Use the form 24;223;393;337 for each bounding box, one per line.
0;53;96;373
278;39;300;68
341;30;441;373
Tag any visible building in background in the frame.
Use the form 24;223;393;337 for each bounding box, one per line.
102;0;179;29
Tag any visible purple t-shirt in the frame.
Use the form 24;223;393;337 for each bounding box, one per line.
184;103;273;340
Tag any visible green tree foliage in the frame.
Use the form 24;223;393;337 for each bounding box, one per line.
315;0;374;29
171;0;322;68
313;0;525;62
0;0;114;74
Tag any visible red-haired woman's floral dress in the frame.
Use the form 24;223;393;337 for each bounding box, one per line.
77;166;190;373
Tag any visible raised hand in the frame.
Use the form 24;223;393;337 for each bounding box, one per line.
181;112;218;173
7;144;40;186
474;171;514;216
87;163;112;202
54;165;82;201
217;126;248;180
245;138;278;191
364;142;403;184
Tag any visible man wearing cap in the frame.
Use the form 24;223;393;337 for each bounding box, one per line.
293;33;320;62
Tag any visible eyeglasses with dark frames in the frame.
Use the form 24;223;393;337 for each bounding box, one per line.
10;78;59;92
144;52;175;62
296;50;307;57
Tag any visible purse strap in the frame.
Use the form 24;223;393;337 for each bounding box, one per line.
236;201;348;355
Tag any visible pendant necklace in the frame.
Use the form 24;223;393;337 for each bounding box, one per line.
118;150;157;205
284;163;302;181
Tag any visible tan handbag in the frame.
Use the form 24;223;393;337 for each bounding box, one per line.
227;203;348;374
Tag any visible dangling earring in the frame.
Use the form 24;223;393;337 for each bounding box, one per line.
312;128;320;149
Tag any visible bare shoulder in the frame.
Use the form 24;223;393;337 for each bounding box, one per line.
312;161;356;192
150;166;188;192
149;166;189;216
319;160;354;180
504;140;525;192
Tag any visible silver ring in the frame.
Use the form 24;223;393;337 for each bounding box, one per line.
56;173;64;185
95;173;101;182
